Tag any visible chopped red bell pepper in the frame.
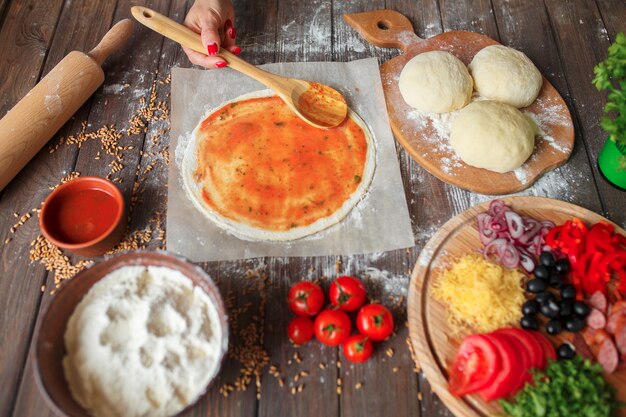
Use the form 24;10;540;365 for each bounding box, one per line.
546;218;626;297
586;222;617;254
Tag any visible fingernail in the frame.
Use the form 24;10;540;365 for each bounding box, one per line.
232;47;241;56
215;61;227;68
207;42;218;56
225;19;232;29
229;27;237;39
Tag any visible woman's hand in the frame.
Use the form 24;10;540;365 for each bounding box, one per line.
183;0;240;69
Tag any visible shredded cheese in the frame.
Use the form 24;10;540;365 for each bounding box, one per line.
433;254;524;334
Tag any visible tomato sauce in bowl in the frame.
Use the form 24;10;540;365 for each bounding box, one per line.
40;177;126;256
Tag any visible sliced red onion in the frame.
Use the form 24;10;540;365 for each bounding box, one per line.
505;211;524;239
477;199;554;272
483;238;508;261
500;242;521;269
518;248;536;273
477;213;496;245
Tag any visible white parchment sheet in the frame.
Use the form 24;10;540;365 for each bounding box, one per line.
168;58;414;261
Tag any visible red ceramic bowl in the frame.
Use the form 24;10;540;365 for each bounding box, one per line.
40;176;126;257
34;251;229;417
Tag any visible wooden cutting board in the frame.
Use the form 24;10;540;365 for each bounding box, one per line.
344;10;575;195
406;196;626;417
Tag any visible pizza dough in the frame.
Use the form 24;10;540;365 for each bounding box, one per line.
469;45;543;108
450;101;537;173
182;90;376;241
398;51;473;113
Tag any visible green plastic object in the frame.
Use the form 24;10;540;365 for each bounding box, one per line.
598;139;626;190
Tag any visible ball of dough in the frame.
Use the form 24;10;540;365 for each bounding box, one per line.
450;101;537;173
469;45;543;108
399;51;473;113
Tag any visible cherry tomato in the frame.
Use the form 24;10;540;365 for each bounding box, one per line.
448;334;500;397
314;309;352;346
342;334;373;363
287;317;314;345
356;304;394;341
288;281;324;317
329;275;367;312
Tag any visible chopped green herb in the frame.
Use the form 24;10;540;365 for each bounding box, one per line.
354;175;361;183
274;121;285;126
500;356;621;417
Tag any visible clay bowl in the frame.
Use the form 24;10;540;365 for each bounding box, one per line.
33;251;229;417
40;176;126;257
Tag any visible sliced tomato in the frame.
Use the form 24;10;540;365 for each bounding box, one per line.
527;331;556;369
477;334;519;402
492;332;531;394
494;328;544;370
448;334;500;397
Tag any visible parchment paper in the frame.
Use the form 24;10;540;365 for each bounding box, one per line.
168;58;414;261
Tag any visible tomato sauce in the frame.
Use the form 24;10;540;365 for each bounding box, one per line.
195;95;369;231
45;188;119;243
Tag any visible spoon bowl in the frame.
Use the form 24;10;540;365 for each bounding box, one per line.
131;6;348;129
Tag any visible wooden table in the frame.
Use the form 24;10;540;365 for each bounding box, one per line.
0;1;624;416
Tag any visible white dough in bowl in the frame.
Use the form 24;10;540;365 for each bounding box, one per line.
398;51;473;113
450;101;537;173
469;45;543;108
63;265;224;417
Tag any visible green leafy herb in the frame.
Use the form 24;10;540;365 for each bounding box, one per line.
593;32;626;168
500;356;620;417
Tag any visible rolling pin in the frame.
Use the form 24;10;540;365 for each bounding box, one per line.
0;19;134;191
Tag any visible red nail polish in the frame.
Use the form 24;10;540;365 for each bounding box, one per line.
229;27;237;39
215;61;227;68
207;43;218;55
225;19;232;29
232;47;241;56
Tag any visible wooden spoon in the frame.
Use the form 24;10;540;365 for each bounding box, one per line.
131;6;347;129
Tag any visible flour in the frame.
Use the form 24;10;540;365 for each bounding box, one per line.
44;94;62;115
63;265;224;417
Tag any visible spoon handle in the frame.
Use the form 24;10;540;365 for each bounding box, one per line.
131;6;285;91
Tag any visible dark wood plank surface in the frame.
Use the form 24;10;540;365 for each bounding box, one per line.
0;0;625;417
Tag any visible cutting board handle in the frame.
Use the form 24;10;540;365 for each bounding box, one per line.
343;10;421;53
88;19;134;66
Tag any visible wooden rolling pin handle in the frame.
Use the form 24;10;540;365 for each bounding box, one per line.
0;20;134;192
88;19;135;65
131;6;286;91
343;10;421;53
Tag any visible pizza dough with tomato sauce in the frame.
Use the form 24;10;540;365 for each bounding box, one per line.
182;90;376;241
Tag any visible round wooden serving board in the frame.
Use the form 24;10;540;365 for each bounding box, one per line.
407;196;626;417
344;10;575;195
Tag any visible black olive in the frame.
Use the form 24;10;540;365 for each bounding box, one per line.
573;301;591;318
547;299;561;313
549;275;563;289
521;315;539;330
541;302;559;319
546;319;564;335
527;279;547;293
555;259;571;274
561;285;576;300
536;291;555;306
557;343;576;359
560;300;573;317
565;316;585;332
540;251;556;268
522;299;540;316
534;265;550;280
